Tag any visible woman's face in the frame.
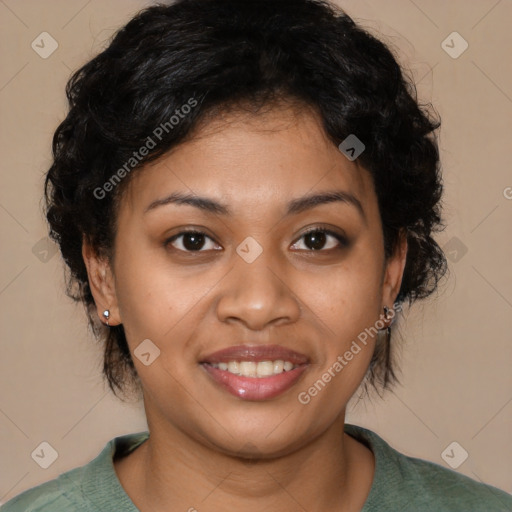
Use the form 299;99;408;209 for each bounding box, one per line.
86;104;406;457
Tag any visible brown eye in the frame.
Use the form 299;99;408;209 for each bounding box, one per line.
166;231;220;252
291;228;348;251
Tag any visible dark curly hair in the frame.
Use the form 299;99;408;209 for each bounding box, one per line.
44;0;447;401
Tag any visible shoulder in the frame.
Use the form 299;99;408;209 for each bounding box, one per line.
0;466;87;512
396;451;512;511
345;423;512;512
1;431;149;512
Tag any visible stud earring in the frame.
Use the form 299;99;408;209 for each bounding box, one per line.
102;310;110;326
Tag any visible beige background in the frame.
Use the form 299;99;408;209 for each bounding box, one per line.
1;0;511;504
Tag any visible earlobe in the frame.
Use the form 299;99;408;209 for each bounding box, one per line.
82;240;121;326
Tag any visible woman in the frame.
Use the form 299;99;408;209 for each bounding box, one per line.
2;0;511;510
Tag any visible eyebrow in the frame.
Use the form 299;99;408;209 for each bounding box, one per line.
144;189;365;220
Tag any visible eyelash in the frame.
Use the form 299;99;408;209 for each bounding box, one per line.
165;227;349;254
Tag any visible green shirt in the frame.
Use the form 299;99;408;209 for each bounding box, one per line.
2;423;511;511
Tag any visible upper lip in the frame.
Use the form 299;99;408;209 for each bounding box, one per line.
200;344;310;365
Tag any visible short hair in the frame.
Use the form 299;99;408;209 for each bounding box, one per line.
44;0;447;401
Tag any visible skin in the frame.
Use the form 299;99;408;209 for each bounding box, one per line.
83;102;407;512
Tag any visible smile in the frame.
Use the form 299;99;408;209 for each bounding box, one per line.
199;344;310;400
200;363;309;400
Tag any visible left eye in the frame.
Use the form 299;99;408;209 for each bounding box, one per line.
291;229;347;251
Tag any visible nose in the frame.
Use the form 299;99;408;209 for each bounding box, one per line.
215;247;301;331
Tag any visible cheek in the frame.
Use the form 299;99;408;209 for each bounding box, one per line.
293;245;384;404
307;247;384;335
113;243;222;365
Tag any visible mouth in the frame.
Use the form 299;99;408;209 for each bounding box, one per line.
199;344;310;401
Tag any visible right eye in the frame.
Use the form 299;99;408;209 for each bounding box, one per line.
165;230;221;253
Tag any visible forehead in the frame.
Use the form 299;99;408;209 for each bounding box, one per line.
121;104;374;217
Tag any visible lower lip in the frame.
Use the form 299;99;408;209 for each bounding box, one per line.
200;364;309;401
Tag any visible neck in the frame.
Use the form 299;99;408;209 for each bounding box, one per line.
115;411;374;512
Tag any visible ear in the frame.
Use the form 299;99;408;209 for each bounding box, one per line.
381;229;408;310
82;240;121;326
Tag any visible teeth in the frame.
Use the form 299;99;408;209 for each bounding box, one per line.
209;360;300;377
228;361;239;374
274;360;284;373
239;361;257;377
257;361;274;377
